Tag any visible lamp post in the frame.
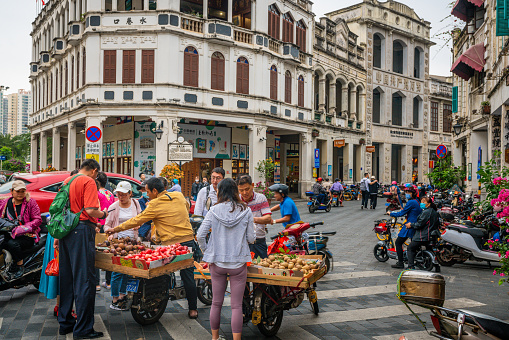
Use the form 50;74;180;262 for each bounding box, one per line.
453;123;463;136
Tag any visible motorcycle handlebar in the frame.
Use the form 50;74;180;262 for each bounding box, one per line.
309;222;324;227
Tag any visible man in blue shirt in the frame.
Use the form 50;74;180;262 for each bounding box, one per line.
168;178;182;192
269;184;301;227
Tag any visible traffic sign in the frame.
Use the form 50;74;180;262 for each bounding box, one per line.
436;144;447;159
0;156;6;161
314;149;320;168
86;126;102;143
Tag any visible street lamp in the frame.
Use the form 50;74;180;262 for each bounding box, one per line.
155;127;163;140
453;123;463;136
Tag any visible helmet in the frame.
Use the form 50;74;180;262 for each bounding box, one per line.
392;181;397;185
404;186;417;195
335;178;340;182
268;184;289;196
317;177;323;182
173;179;179;184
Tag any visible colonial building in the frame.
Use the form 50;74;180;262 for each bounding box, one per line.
311;16;367;183
450;0;506;194
29;0;320;196
326;0;434;184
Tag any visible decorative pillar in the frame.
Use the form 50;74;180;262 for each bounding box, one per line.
350;89;357;120
40;131;48;170
30;134;38;172
69;0;76;22
203;0;208;19
249;124;267;184
52;127;61;170
250;0;256;31
112;0;118;11
341;87;348;115
76;0;81;21
67;122;76;171
228;0;233;22
318;78;326;112
400;145;413;183
380;143;392;184
144;0;149;10
299;132;313;197
329;83;336;115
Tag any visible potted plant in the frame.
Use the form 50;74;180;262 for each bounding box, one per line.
481;101;491;114
159;163;184;182
359;138;366;145
254;159;276;203
40;165;57;172
312;128;320;137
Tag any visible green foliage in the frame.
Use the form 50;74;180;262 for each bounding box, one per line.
255;158;276;183
426;156;465;190
0;147;12;159
0;133;31;161
3;159;26;172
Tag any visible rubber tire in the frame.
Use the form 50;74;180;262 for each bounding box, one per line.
416;251;434;272
257;288;284;337
310;300;319;315
343;192;353;201
322;254;331;274
373;244;389;262
436;245;457;267
197;280;213;305
325;203;332;212
32;280;40;290
308;205;316;213
130;297;168;326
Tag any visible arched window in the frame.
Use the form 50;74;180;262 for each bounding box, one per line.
77;51;80;89
284;71;292;104
393;41;405;74
211;52;225;91
414;47;422;78
184;46;199;87
270;65;277;100
236;57;249;94
298;75;304;107
282;13;294;43
82;47;86;86
268;5;280;40
413;96;421;128
373;88;382;123
296;20;306;52
373;34;383;68
392;92;403;126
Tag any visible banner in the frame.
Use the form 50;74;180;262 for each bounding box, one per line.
178;123;231;159
134;122;156;177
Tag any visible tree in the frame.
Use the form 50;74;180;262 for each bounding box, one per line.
426;156;465;190
0;146;12;159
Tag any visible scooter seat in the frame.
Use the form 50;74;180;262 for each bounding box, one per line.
463;221;478;228
458;309;509;339
447;225;486;238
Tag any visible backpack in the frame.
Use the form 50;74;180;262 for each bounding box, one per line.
360;178;368;191
47;174;87;239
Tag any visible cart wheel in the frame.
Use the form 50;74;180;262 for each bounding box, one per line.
257;287;283;337
310;300;319;315
343;192;353;201
307;290;319;315
197;280;213;305
130;297;168;326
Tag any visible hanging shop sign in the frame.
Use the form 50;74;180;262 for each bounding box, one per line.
334;139;345;148
178;123;231;159
366;146;375;153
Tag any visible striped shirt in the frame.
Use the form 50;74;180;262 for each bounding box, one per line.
242;192;272;238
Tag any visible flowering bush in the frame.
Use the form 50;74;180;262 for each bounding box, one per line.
255;159;276;200
490;230;509;285
40;165;57;172
3;159;26;172
255;181;274;200
159;163;183;181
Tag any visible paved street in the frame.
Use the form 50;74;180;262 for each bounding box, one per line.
0;199;508;340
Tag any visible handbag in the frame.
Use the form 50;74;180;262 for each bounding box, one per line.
45;249;59;276
0;218;20;232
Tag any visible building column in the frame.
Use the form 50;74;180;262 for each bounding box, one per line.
154;116;178;174
329;83;336;115
250;0;256;31
350;89;357;120
359;92;366;122
76;0;81;21
299;132;313;197
30;134;38;172
40;131;48;170
67;122;76;171
380;143;392;184
342;142;354;184
52;127;61;170
326;138;333;178
112;0;118;11
417;146;425;183
203;0;208;19
280;142;287;184
249;124;267;184
401;145;413;183
318;78;326;112
228;0;233;22
144;0;149;10
341;87;348;115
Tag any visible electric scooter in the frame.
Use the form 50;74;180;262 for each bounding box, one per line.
305;192;332;213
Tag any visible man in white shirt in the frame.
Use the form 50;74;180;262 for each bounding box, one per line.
194;167;224;217
360;172;371;210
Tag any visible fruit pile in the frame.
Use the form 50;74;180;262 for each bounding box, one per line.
253;254;320;275
96;237;146;257
123;243;191;263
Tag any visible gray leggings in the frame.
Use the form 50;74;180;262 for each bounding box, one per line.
209;263;247;334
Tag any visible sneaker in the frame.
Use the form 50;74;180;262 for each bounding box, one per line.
391;262;404;269
110;297;128;311
96;285;101;291
361;206;364;210
8;265;24;280
110;301;124;311
101;281;111;289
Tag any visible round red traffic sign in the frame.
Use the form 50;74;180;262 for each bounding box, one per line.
86;126;102;143
436;144;447;159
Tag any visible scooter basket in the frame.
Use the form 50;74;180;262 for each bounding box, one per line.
374;225;387;233
397;270;445;307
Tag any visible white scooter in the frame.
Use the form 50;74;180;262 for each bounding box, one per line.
439;223;500;266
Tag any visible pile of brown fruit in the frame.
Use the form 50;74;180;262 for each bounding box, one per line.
253;254;320;275
96;237;148;257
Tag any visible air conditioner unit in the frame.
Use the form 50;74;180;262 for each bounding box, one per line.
52;37;67;59
39;51;51;70
29;62;39;79
68;21;84;46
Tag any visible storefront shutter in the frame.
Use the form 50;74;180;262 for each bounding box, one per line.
142;50;154;83
496;0;509;36
452;86;458;113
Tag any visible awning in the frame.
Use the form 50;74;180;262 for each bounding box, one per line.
450;43;486;81
451;0;485;22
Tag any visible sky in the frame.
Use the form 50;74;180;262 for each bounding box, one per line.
0;0;455;95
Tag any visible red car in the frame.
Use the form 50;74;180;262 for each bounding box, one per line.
0;172;142;213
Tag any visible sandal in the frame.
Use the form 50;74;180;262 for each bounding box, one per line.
188;310;198;319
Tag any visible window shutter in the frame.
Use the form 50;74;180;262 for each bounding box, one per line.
242;62;249;94
123;50;135;83
60;66;63;98
142;50;154;83
270;69;277;100
77;52;80;89
268;11;272;38
71;57;74;92
211;57;218;90
285;74;291;103
452;86;458;113
298;79;304;107
496;0;509;36
191;54;199;87
83;48;86;86
65;62;68;95
184;51;191;86
104;50;116;84
276;15;280;40
217;57;224;91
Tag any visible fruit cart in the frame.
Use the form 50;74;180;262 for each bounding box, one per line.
95;235;194;325
194;255;326;337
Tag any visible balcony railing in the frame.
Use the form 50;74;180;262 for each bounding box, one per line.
181;15;203;33
299;54;306;64
233;29;252;44
269;39;281;54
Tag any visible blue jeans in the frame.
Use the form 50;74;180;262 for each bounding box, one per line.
316;194;326;204
111;272;129;297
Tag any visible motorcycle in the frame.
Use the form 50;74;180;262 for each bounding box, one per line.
189;215;212;305
0;213;48;291
438;218;503;267
331;191;342;207
398;270;509;340
305;192;332;213
269;221;334;274
373;217;440;272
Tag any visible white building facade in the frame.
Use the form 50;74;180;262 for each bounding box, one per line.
30;0;320;196
327;0;435;184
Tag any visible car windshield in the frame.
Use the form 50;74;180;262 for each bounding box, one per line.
0;179;29;194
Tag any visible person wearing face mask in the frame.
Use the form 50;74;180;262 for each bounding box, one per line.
405;196;440;271
387;187;422;269
136;182;153;241
191;176;201;201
